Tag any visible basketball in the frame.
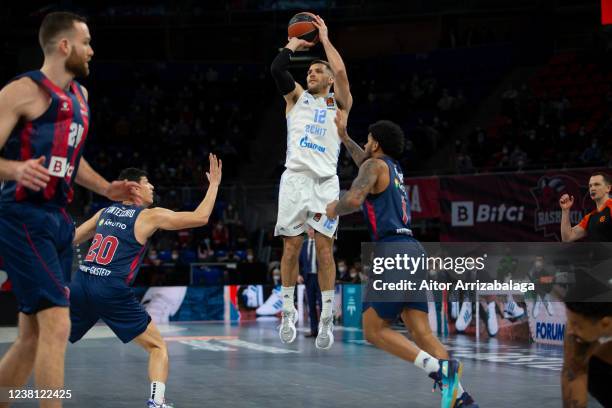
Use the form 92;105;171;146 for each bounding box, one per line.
288;12;319;44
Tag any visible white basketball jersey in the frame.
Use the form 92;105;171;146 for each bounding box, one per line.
285;91;341;178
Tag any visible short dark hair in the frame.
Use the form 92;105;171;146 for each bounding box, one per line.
309;60;333;76
117;168;147;183
368;120;405;160
565;302;612;319
39;12;87;53
590;172;612;186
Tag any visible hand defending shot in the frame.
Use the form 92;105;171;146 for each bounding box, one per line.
334;109;348;141
207;153;222;187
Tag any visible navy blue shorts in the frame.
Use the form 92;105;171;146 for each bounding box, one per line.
69;271;151;344
362;234;428;320
0;203;74;314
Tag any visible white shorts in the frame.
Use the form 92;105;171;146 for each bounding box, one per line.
274;169;340;238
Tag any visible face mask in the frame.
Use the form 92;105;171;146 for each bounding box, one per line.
247;255;254;261
350;272;357;278
338;266;347;273
172;254;179;260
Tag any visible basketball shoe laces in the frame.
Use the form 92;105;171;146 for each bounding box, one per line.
429;370;444;393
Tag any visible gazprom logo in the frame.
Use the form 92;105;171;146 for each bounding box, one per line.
535;322;565;341
300;136;326;153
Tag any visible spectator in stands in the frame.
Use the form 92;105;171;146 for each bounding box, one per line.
211;221;230;250
510;145;528;169
299;227;321;338
145;248;162;267
345;266;361;284
245;248;256;263
456;148;475;174
336;259;348;281
223;203;241;246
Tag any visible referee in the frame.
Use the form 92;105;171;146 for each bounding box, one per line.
559;171;612;408
560;172;612;243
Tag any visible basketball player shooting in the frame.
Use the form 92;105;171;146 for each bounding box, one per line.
270;14;352;349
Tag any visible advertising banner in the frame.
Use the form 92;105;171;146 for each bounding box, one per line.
440;169;598;241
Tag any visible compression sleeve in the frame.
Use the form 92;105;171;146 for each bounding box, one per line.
270;48;296;95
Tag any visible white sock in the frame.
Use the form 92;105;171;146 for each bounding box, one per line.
151;381;165;405
458;382;465;396
281;286;295;312
321;290;334;319
414;350;440;375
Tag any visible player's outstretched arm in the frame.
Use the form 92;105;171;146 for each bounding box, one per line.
559;194;587;242
140;154;222;236
326;158;382;219
0;79;51;190
271;37;313;112
312;15;353;112
334;109;366;167
75;157;142;204
74;209;104;245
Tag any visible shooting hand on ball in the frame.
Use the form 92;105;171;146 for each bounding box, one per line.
312;15;329;42
286;37;316;52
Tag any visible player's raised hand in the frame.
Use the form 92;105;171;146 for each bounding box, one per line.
559;193;574;210
312;15;329;42
334;109;348;141
15;156;50;191
287;36;316;52
207;153;222;187
105;180;143;205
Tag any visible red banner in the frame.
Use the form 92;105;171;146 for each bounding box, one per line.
404;176;440;220
603;0;612;25
439;169;601;242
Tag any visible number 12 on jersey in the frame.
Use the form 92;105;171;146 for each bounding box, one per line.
314;109;326;124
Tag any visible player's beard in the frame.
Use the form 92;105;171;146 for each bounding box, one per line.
65;48;89;78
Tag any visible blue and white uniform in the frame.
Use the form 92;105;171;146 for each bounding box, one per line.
275;91;340;238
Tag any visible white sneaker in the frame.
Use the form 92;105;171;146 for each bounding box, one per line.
455;302;472;332
503;299;525;319
315;316;334;350
256;288;282;316
279;308;298;344
543;294;554;316
533;296;542;318
486;302;498;337
451;301;459;320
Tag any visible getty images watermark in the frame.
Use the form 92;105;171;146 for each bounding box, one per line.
371;252;534;293
361;242;612;303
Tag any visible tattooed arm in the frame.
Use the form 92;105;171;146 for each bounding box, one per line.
326;158;382;219
561;334;596;408
334;109;367;167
